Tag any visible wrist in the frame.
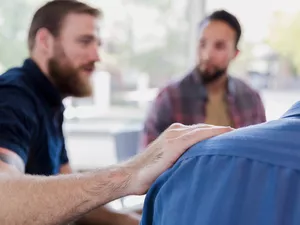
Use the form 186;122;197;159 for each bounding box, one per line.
121;160;145;196
89;165;134;201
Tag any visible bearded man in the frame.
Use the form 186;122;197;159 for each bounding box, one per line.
141;10;266;148
0;1;233;225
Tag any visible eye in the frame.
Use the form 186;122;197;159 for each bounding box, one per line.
199;40;206;48
215;42;225;50
80;39;92;46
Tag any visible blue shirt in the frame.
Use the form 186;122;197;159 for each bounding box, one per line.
141;102;300;225
0;59;68;175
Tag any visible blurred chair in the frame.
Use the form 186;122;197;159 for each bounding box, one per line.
112;125;142;207
112;125;142;163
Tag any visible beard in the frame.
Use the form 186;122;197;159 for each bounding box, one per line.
48;46;95;98
198;66;226;84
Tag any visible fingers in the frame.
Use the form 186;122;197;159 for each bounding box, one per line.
166;123;216;137
168;123;184;129
168;123;213;130
176;126;233;150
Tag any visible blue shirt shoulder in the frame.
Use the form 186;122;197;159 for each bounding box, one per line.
0;68;39;161
142;113;300;225
0;59;69;175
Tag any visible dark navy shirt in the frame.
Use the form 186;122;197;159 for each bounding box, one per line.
142;102;300;225
0;58;68;175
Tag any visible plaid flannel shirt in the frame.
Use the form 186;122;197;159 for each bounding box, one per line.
141;68;266;148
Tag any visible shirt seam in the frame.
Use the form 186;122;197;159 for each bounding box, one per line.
178;153;300;172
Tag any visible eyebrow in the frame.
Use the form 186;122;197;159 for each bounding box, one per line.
77;34;95;40
77;35;101;45
215;39;227;43
201;38;228;42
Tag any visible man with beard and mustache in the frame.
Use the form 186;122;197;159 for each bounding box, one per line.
141;10;266;148
0;1;233;225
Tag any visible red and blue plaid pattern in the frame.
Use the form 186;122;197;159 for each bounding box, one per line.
142;69;266;147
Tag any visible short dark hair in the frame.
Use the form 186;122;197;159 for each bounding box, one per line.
28;0;102;51
199;10;242;47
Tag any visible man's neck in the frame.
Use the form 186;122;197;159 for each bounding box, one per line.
31;54;50;78
30;54;64;97
205;74;228;94
31;54;57;85
30;53;67;99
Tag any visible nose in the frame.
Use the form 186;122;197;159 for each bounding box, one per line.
91;46;100;62
201;46;213;61
88;43;100;62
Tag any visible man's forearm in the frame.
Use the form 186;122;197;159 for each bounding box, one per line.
0;166;132;225
59;164;140;225
0;123;231;225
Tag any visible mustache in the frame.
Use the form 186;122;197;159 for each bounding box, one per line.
80;62;96;70
200;61;218;68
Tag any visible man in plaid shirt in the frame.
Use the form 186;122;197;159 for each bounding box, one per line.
142;10;266;147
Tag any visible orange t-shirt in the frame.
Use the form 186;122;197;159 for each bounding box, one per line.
204;90;233;127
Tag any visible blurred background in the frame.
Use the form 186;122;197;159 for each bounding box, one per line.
2;0;300;207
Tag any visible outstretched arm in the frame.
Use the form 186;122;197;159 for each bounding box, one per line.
0;124;231;225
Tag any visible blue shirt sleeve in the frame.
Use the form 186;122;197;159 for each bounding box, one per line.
142;102;300;225
141;155;300;225
58;111;69;166
0;87;37;163
60;142;69;165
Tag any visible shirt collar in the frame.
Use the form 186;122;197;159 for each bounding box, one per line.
190;67;237;98
281;101;300;119
22;58;63;109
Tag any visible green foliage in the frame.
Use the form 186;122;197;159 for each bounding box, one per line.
0;0;35;70
107;0;190;85
267;11;300;75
